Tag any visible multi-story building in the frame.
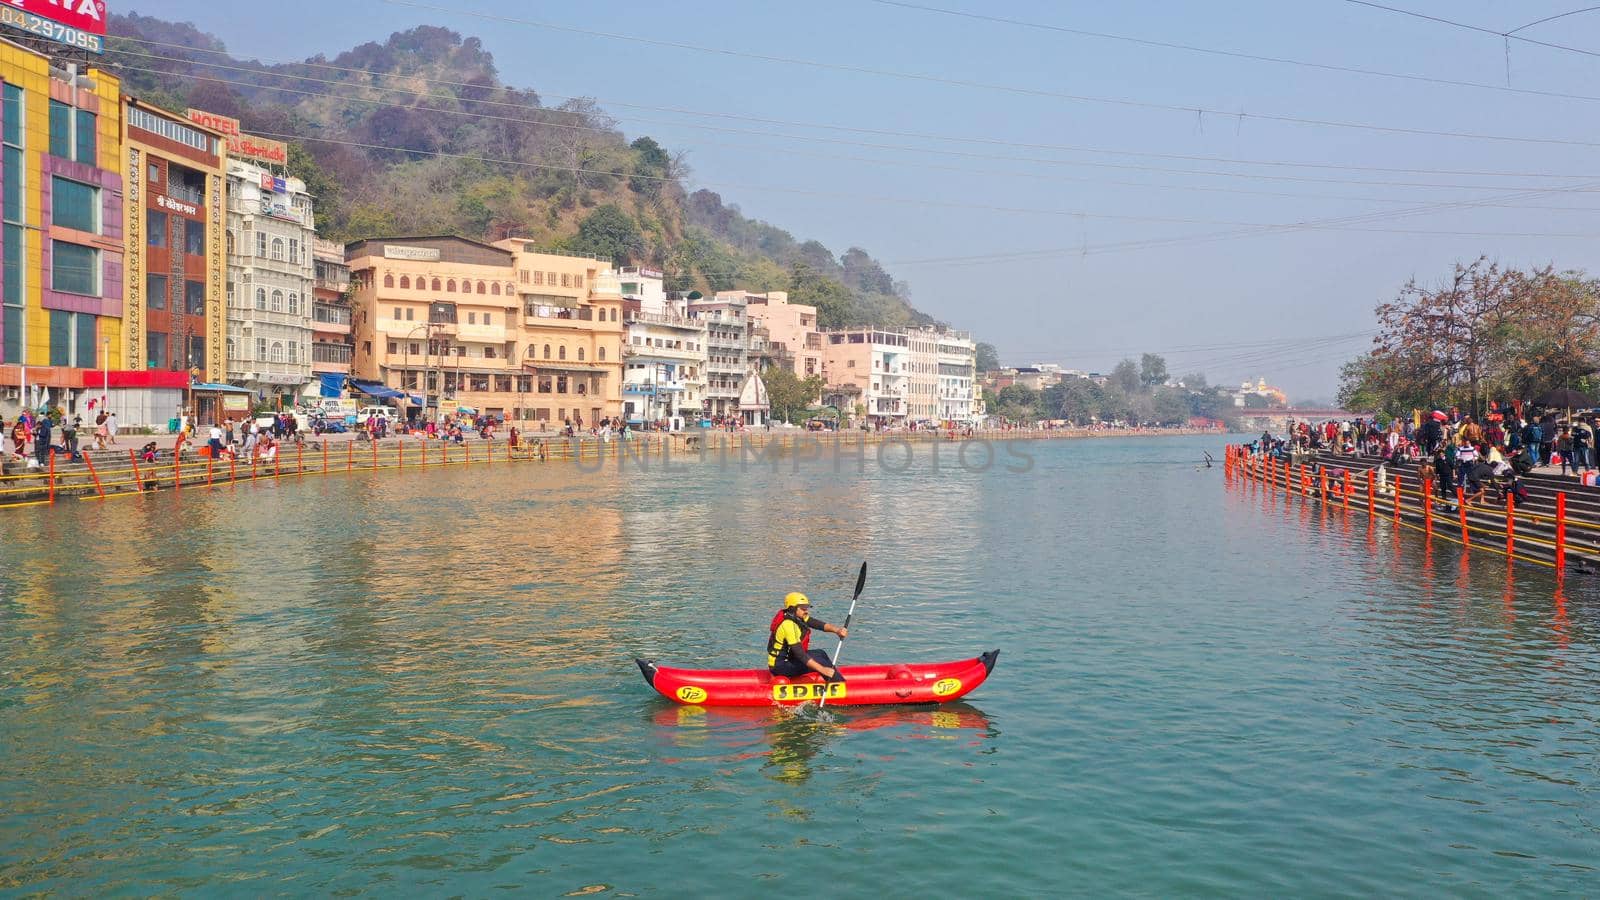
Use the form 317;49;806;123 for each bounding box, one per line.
620;267;705;428
496;241;625;428
933;330;978;423
222;157;315;405
1;44;126;417
906;327;941;423
741;291;822;380
310;238;352;391
122;97;226;385
347;236;624;428
688;293;751;419
822;327;910;426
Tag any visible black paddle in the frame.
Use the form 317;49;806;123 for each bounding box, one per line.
818;561;867;709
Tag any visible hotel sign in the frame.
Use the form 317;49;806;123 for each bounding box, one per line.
383;245;441;261
0;0;107;53
155;193;197;216
185;109;289;166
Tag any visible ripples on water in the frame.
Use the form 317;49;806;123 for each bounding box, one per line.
2;436;1598;894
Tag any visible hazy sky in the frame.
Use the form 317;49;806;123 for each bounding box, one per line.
118;1;1600;399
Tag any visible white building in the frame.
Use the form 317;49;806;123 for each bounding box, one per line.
934;330;979;423
822;327;910;426
688;294;752;419
620;268;707;428
224;159;316;405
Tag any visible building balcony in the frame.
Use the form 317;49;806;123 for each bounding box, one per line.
311;359;351;375
626;309;704;330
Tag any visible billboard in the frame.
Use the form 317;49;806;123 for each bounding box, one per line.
0;0;108;54
185;108;289;166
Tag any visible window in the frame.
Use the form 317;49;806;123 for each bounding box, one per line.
544;344;551;359
48;100;70;158
491;283;501;295
533;271;544;285
51;241;97;295
477;280;486;294
51;178;97;232
187;335;205;370
271;290;283;312
577;347;585;361
556;375;568;394
558;346;566;360
74;109;95;164
127;107;211;151
3;83;22;148
547;271;556;285
225;230;234;257
288;342;298;364
145;274;168;310
406;308;414;321
447;279;457;293
598;347;606;361
185;219;205;256
270;342;284;363
431;278;441;291
288;293;299;315
393;307;402;320
485;346;497;359
388;341;397;354
575;274;584;289
258;232;268;258
383;272;394;288
257;338;267;360
560;273;571;288
48;310;96;367
255;287;266;310
185;280;204;315
289;239;299;264
271;238;284;261
400;275;410;289
538;377;553;393
2;147;20;225
485;313;493;325
467;311;476;325
149;162;160;183
148;331;169;368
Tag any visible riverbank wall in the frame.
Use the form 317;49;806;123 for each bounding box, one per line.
0;427;1221;511
1225;445;1600;571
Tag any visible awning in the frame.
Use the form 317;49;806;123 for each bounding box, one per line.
351;380;407;400
319;373;347;398
191;382;253;394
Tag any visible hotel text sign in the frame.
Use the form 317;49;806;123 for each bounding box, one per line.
0;0;106;53
185;109;289;166
383;245;441;261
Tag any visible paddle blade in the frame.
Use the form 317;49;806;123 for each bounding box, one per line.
854;561;868;600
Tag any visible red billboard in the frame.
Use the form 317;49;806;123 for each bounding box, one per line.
0;0;107;53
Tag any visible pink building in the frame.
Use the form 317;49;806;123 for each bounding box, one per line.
736;291;822;380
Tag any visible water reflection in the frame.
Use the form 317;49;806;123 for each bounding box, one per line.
649;702;997;789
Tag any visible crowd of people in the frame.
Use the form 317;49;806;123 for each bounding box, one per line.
1245;407;1600;509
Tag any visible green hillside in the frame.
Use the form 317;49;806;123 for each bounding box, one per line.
107;15;936;329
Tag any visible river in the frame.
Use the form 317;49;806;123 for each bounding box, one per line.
2;434;1597;895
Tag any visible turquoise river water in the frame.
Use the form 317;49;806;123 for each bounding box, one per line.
3;435;1599;895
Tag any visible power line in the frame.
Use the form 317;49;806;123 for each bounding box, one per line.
110;35;1600;181
1341;0;1600;58
379;0;1600;150
117;58;1600;212
866;0;1600;105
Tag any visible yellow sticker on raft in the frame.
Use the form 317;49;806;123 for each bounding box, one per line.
676;685;707;703
932;677;962;697
772;682;846;701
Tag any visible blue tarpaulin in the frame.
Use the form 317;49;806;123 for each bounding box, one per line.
319;373;347;398
351;380;405;400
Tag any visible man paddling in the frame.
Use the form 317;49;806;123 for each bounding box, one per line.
767;592;848;682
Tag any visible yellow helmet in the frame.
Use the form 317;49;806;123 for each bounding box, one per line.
784;592;810;608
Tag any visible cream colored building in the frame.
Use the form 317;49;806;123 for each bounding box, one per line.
822;327;909;425
346;236;623;428
620;267;705;427
729;290;822;380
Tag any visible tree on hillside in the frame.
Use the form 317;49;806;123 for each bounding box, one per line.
1140;353;1169;387
975;342;1001;372
571;204;645;263
787;265;854;328
841;247;894;295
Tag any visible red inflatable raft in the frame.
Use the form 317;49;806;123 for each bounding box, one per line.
635;650;999;707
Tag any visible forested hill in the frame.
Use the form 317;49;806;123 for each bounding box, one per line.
106;14;936;329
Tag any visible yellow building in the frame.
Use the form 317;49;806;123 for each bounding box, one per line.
1;38;125;415
346;236;623;428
